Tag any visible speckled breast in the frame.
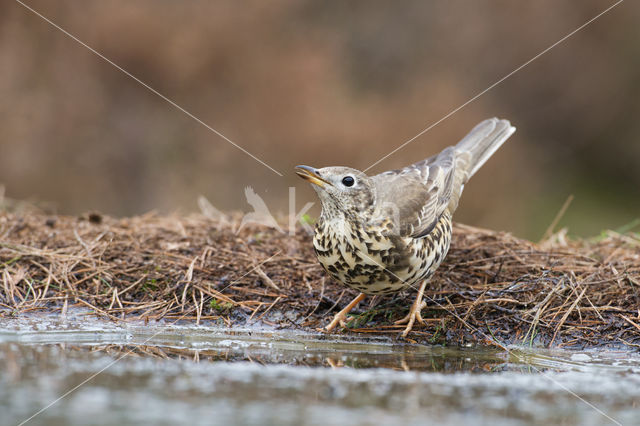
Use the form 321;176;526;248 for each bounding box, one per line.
313;213;452;295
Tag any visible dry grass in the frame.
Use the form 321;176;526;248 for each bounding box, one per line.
1;211;639;348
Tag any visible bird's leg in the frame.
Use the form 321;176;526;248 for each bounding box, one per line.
395;280;428;337
325;293;367;332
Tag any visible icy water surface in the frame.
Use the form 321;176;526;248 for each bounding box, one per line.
1;311;639;425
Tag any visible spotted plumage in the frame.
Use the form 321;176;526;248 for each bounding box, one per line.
313;212;452;295
296;118;516;336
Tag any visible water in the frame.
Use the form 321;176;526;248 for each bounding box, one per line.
1;311;639;425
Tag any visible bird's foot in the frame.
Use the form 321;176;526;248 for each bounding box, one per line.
324;292;367;333
394;300;427;337
325;311;350;332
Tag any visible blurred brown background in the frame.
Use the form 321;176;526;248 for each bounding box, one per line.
1;0;639;240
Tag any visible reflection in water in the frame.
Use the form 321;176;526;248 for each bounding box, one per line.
2;342;640;426
80;342;510;373
1;314;640;425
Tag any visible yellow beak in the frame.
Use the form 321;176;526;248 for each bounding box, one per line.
295;165;332;188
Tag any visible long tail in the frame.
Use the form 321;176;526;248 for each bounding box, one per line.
455;118;515;179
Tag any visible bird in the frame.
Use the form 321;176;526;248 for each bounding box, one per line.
295;118;515;337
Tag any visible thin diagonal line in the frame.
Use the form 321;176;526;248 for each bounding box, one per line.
352;249;621;425
363;0;624;173
14;0;283;177
211;250;282;295
17;251;281;426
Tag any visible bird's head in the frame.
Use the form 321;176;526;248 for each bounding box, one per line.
295;165;376;220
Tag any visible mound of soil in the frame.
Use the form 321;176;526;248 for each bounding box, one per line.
1;211;639;348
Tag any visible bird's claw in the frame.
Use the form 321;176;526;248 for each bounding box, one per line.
394;300;427;337
324;311;350;332
324;292;366;333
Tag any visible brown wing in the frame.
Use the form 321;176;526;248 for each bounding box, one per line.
371;118;515;238
372;146;464;238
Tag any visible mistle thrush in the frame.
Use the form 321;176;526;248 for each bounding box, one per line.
296;118;516;336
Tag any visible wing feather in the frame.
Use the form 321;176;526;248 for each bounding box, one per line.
371;118;515;238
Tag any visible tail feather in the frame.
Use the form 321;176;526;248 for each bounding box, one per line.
455;118;515;179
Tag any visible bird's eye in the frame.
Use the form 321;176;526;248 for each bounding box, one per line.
341;176;355;187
